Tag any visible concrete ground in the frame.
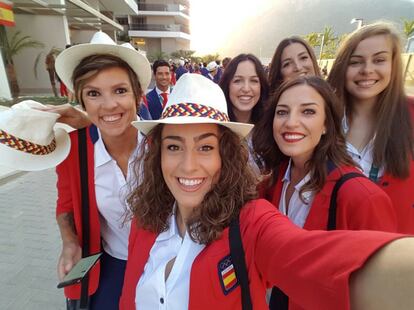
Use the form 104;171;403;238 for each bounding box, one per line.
0;168;65;309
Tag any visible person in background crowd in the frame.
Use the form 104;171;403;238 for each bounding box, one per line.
219;53;269;175
175;59;188;80
53;31;151;309
206;61;220;82
45;49;58;97
146;59;172;120
253;75;397;309
119;73;414;310
200;62;209;77
193;63;201;74
214;59;223;83
170;63;177;86
222;57;232;72
328;22;414;234
268;36;321;93
58;44;75;102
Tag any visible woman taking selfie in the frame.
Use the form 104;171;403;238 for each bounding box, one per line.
328;22;414;233
119;74;412;310
54;31;151;309
253;75;397;309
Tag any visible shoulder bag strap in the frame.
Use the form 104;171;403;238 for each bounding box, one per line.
78;128;90;309
229;216;252;310
327;172;365;230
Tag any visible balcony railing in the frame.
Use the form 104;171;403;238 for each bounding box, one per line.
137;3;189;15
129;23;190;34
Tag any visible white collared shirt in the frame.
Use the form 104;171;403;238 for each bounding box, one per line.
94;129;142;260
155;86;171;96
279;160;314;228
342;116;384;179
135;206;205;309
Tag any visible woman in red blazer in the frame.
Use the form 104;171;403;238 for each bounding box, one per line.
328;22;414;234
54;31;151;309
253;75;396;309
120;73;410;310
253;76;396;232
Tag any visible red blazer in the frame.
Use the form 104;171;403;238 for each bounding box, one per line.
376;97;414;233
261;163;397;232
56;126;101;299
120;199;400;310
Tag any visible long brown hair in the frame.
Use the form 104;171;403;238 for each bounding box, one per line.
72;54;143;109
253;76;354;196
127;124;257;244
328;22;414;178
268;36;321;93
219;54;269;124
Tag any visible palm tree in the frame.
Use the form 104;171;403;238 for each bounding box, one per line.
402;18;414;38
304;32;321;48
0;26;44;98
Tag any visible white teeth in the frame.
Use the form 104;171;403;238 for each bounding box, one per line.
178;178;203;186
284;134;304;140
102;114;122;122
356;80;376;87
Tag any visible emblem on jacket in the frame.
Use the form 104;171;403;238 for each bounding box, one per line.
218;254;238;295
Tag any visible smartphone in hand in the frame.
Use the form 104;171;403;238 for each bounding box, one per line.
57;252;102;288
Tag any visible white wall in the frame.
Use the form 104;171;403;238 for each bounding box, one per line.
0;53;12;100
7;14;70;94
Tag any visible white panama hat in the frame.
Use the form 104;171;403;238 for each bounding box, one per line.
55;31;151;93
207;61;219;72
131;73;253;137
0;100;71;171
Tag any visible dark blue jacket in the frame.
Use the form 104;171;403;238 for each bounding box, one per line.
175;65;188;80
145;88;163;120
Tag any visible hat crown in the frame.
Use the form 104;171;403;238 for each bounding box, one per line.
0;100;59;145
165;73;228;116
90;31;116;45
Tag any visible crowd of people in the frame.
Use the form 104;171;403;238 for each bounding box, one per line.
1;20;414;310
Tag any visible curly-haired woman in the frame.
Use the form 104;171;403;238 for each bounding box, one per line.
119;73;412;310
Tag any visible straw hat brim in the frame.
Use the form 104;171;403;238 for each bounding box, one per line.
0;128;71;171
131;117;254;138
55;43;151;93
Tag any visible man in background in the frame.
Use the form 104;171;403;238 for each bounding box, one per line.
146;60;172;120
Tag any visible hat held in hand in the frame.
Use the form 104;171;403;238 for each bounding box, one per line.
0;100;71;171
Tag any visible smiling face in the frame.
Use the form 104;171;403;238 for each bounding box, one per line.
280;43;316;81
345;34;392;104
82;66;137;139
161;123;222;212
229;60;261;122
155;65;171;91
273;84;326;166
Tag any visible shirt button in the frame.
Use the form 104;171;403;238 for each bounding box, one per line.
160;297;164;304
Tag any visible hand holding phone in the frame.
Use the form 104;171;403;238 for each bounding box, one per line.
57;253;102;288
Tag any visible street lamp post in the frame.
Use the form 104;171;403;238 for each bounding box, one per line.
318;33;325;61
351;18;364;30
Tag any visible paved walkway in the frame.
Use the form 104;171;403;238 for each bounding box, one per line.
0;169;65;309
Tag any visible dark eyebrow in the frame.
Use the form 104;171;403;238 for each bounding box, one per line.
350;51;390;58
162;135;183;142
277;102;318;108
162;132;218;143
194;133;218;142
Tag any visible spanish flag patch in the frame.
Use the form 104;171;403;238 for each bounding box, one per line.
218;254;238;295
